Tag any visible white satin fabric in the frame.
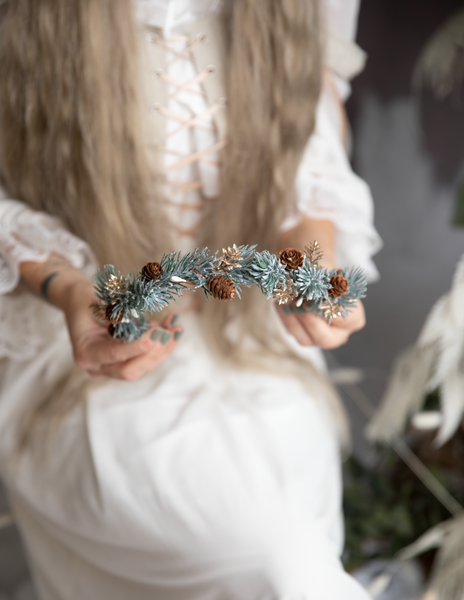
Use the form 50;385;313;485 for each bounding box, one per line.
0;1;375;599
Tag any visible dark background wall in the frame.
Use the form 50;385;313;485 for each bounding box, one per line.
332;0;464;458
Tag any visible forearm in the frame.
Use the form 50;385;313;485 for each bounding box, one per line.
279;216;337;269
19;253;93;312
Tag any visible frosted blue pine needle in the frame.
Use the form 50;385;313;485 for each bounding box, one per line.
94;244;367;341
293;261;331;302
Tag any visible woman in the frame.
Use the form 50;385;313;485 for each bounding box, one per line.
0;0;381;598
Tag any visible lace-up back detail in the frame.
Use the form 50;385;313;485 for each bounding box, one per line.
146;32;226;246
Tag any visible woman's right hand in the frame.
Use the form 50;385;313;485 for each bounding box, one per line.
62;279;183;381
20;255;184;381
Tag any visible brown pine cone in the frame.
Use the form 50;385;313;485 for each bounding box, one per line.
208;275;236;301
278;247;304;271
329;275;349;298
105;303;124;324
142;261;163;281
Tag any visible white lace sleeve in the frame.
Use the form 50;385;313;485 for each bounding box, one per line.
0;189;97;294
0;188;97;360
281;85;383;282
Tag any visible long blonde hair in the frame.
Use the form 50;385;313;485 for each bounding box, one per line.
0;0;321;265
0;0;348;447
0;0;170;270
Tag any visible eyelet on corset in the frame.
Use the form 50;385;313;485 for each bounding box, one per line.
196;32;207;43
150;68;163;80
206;64;217;78
149;103;162;115
145;32;159;44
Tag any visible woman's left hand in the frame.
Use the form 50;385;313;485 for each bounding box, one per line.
276;300;365;349
276;215;366;349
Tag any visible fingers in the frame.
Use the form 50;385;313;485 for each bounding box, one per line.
277;301;365;350
340;301;366;332
76;313;184;379
277;306;315;346
297;311;350;349
74;330;152;369
148;318;183;349
160;313;179;329
101;321;183;380
95;334;177;380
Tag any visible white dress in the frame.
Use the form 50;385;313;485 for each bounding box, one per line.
0;1;381;599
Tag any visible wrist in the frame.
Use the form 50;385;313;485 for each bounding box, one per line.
54;275;94;315
20;254;94;313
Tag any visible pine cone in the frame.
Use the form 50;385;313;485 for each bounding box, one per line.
142;261;163;281
105;303;124;324
278;247;304;271
108;324;116;337
329;275;349;298
208;275;236;300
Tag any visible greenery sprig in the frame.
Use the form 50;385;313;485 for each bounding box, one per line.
93;242;367;342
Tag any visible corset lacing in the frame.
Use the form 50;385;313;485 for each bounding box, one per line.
147;32;226;239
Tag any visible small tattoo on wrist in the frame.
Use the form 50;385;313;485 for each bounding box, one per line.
40;272;58;302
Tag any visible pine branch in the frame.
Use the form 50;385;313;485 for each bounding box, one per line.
251;250;288;298
291;258;331;302
93;244;368;341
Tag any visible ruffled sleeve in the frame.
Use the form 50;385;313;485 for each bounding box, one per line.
281;84;383;282
0;187;98;360
0;186;97;294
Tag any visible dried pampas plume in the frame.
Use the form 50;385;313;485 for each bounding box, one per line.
413;7;464;99
367;254;464;446
425;514;464;600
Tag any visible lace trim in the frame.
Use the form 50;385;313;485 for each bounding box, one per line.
0;200;97;294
